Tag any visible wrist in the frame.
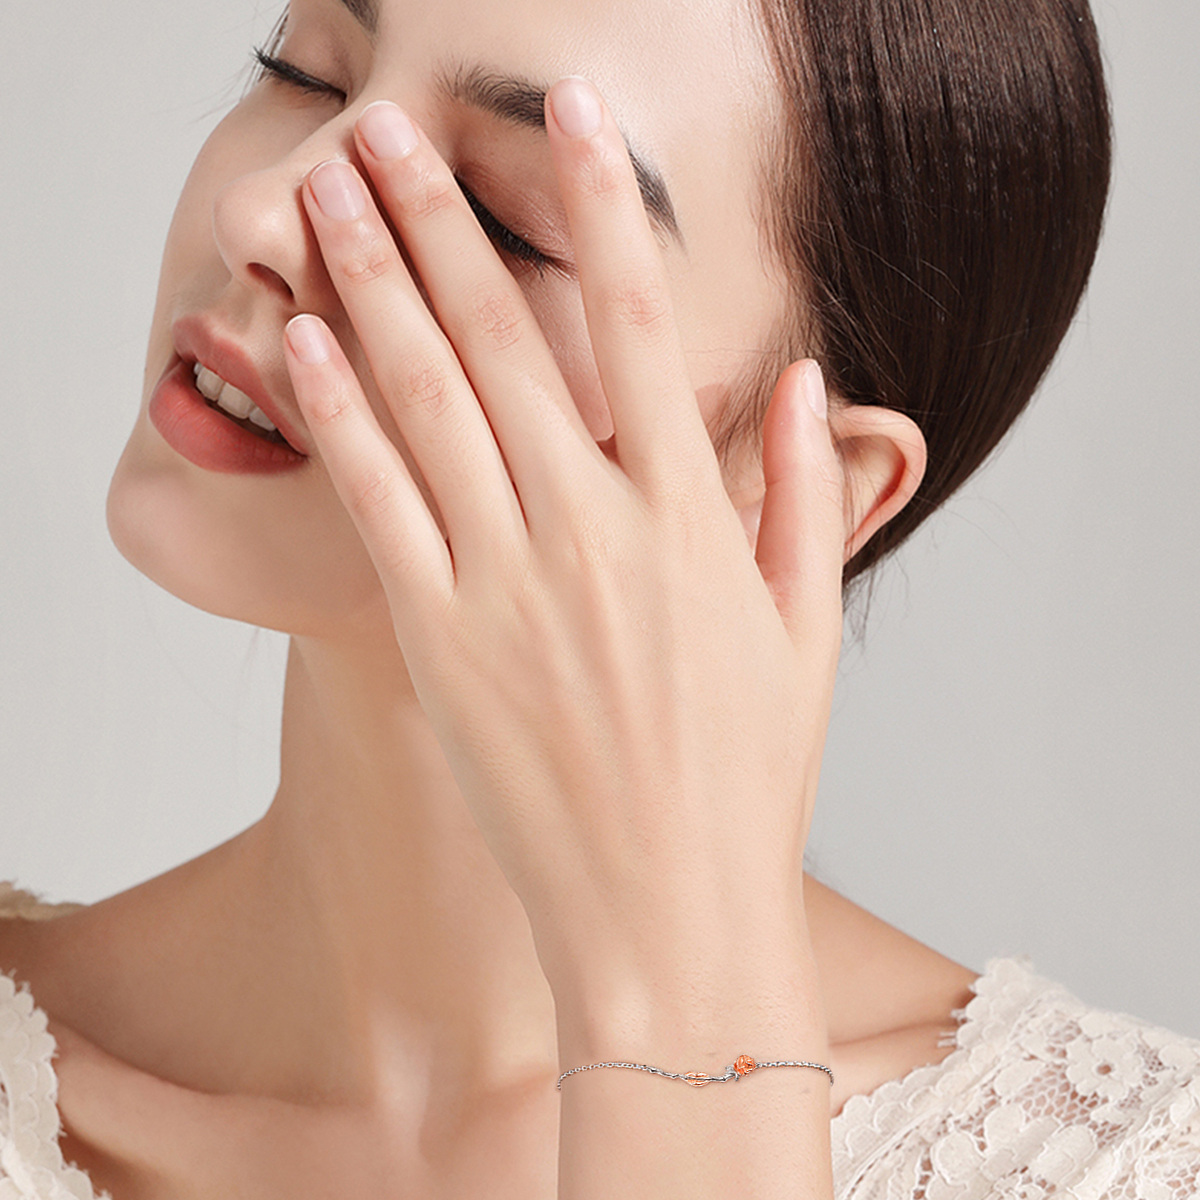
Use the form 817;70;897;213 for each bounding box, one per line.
545;919;828;1069
532;878;813;988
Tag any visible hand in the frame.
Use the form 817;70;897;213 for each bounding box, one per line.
282;79;845;1004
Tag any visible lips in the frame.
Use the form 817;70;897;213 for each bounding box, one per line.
172;316;309;454
147;317;311;476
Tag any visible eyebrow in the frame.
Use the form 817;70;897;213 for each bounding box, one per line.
336;0;379;37
434;62;683;246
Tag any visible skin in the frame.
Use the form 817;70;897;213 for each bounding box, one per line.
0;0;974;1195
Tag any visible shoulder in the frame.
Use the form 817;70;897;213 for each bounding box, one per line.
1;884;99;1200
833;957;1200;1199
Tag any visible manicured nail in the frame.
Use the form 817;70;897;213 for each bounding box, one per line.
803;361;827;420
359;101;419;161
309;160;365;221
286;315;331;365
549;77;603;139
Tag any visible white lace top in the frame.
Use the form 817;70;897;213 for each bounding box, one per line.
2;883;1198;1198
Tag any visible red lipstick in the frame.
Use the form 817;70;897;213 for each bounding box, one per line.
148;317;309;475
148;359;306;474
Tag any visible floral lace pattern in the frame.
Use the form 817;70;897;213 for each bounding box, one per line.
831;958;1200;1198
0;887;97;1200
2;884;1197;1198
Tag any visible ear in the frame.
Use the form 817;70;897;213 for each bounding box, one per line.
833;403;927;562
731;402;926;564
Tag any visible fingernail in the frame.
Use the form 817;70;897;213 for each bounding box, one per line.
286;315;331;365
803;361;827;420
359;101;419;161
309;160;365;221
549;77;603;139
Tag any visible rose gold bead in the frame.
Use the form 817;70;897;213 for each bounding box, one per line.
734;1055;758;1076
684;1072;712;1087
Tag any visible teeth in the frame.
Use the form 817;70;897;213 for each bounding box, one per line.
219;385;256;420
192;361;278;433
194;365;224;401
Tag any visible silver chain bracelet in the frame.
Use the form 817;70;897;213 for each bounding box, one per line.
556;1054;834;1090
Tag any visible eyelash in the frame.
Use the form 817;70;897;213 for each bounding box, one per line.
454;182;552;275
253;47;344;98
251;47;554;276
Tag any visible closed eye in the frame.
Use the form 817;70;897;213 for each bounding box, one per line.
253;47;347;101
455;180;555;277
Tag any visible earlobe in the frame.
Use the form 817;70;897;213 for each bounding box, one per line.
833;404;927;563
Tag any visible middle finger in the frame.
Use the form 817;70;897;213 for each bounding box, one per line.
352;102;614;514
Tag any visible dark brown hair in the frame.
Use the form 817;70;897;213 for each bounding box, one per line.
711;0;1112;584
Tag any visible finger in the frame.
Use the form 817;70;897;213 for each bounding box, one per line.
754;361;845;657
284;313;455;630
544;77;721;499
302;158;526;557
353;102;610;519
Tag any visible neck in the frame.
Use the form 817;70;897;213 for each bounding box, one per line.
248;634;561;1099
38;632;974;1111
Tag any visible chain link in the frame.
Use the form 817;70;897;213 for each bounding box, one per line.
556;1056;834;1090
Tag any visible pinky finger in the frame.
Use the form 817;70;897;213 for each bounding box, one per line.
754;360;845;654
284;314;455;629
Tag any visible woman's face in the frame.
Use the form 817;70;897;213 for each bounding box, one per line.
109;0;782;638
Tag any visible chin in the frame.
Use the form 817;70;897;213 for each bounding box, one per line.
107;420;391;640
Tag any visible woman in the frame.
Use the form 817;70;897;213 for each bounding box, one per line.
1;0;1196;1197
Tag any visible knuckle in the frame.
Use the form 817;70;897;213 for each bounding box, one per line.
306;387;353;429
395;164;458;223
389;354;455;420
348;467;399;522
469;287;527;353
336;232;393;287
554;494;625;573
574;143;626;204
599;273;672;334
564;511;609;566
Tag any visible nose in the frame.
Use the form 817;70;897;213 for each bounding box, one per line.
210;117;356;312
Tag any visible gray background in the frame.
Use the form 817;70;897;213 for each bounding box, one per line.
2;2;1197;1034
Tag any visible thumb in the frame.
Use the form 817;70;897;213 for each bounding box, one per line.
754;360;846;648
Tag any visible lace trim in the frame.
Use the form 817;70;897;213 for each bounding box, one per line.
833;954;1047;1126
0;888;98;1200
0;975;97;1200
829;956;1045;1186
830;956;1200;1198
0;886;82;924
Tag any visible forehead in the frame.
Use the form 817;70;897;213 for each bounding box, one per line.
363;0;775;212
366;0;769;99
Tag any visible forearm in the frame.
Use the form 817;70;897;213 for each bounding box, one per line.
549;928;834;1200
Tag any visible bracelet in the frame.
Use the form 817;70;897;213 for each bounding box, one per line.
556;1054;834;1090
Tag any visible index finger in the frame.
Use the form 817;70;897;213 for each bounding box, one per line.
545;77;722;499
